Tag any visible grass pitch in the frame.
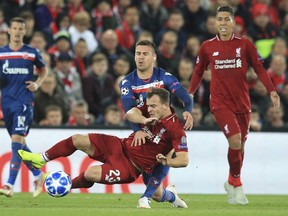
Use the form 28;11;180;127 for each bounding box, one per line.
1;193;288;216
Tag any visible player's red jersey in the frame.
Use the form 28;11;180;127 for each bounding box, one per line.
189;34;275;113
122;108;188;174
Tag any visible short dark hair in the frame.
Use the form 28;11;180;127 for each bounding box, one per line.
136;40;156;53
147;87;170;104
216;5;234;16
9;17;26;27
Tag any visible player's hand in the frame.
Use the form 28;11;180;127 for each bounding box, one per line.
25;81;39;92
182;111;193;130
131;130;152;146
143;117;159;125
156;153;167;165
270;91;280;108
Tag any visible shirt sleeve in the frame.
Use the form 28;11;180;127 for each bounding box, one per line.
162;71;193;112
188;43;208;94
34;48;46;69
170;124;188;152
246;39;275;93
120;77;142;132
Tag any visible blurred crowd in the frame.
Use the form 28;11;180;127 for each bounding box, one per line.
0;0;287;131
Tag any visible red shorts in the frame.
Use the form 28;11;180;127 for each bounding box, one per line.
88;133;141;184
212;110;250;143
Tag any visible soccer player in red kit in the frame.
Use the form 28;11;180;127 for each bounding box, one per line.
189;5;280;205
18;88;189;206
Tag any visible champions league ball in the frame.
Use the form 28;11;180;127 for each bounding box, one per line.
44;171;72;198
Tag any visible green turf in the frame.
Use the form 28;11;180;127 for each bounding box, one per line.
1;193;288;216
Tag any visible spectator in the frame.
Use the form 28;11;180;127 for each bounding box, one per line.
181;0;208;37
267;54;287;93
53;12;71;33
279;82;288;122
29;31;48;53
0;31;8;47
64;0;86;21
68;11;98;54
19;10;36;44
112;55;130;78
73;38;90;79
34;71;70;124
193;69;211;116
234;16;247;37
67;100;95;126
157;30;181;75
229;0;252;28
182;35;201;65
191;103;204;128
247;3;281;60
0;8;8;32
156;8;186;52
250;79;272;119
139;0;168;38
34;0;64;32
82;53;117;121
91;0;118;39
250;104;263;131
96;29;135;74
103;104;126;126
115;5;141;50
263;104;286;129
264;37;288;69
177;58;193;82
48;31;73;67
53;52;84;104
201;14;217;41
39;105;63;126
112;0;133;25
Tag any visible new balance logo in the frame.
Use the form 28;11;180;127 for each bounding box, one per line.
212;52;219;56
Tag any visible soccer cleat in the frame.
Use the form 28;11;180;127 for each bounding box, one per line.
18;150;46;169
0;185;13;197
137;196;151;208
234;186;249;205
166;185;188;208
33;172;45;197
224;181;236;204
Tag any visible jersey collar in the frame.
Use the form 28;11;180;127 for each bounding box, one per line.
216;33;235;41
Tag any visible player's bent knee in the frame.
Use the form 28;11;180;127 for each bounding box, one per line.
72;134;90;149
84;166;102;183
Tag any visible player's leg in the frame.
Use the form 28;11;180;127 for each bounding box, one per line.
0;106;35;197
138;164;187;208
213;110;246;204
232;112;250;205
18;134;91;168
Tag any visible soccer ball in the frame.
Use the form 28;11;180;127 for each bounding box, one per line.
44;171;72;198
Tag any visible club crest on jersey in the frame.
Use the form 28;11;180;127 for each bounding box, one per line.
236;47;241;57
22;52;29;59
153;80;161;88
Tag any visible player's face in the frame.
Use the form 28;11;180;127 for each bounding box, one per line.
135;45;156;73
216;11;235;39
147;95;168;120
8;21;26;43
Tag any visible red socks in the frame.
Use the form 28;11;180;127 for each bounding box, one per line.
228;148;243;187
44;136;77;161
71;172;94;189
